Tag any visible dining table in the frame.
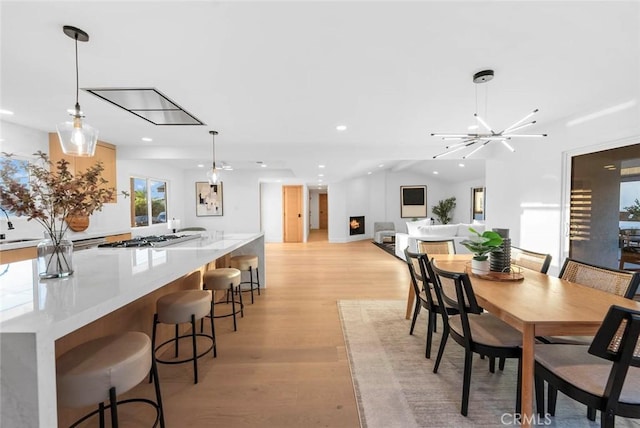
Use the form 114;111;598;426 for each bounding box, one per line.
409;254;640;427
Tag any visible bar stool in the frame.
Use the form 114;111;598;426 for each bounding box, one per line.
56;331;165;427
152;290;215;384
229;254;261;304
203;268;243;331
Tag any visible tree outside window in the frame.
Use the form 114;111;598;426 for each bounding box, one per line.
131;177;167;227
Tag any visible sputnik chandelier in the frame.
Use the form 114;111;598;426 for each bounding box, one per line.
431;69;547;159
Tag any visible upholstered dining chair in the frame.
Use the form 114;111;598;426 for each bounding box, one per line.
417;239;456;255
404;249;458;362
539;259;640;345
534;304;640;427
430;260;523;416
510;246;552;274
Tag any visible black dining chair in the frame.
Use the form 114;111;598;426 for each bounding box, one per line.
430;259;523;416
535;304;640;427
404;248;458;363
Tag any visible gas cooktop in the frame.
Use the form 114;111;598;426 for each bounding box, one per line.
97;234;200;248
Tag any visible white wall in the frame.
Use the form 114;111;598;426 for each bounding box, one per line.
261;182;283;242
450;179;486;224
309;189;320;230
486;103;640;275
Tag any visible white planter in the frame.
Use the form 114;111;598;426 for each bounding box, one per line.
471;258;490;275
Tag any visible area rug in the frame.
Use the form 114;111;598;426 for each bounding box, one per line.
338;299;638;428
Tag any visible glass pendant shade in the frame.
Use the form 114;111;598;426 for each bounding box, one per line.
207;130;220;184
57;110;98;156
207;164;220;185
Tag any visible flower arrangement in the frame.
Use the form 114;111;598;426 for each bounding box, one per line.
460;227;504;261
0;151;122;276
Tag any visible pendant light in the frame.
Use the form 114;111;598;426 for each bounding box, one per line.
207;130;220;185
431;69;547;159
56;25;98;157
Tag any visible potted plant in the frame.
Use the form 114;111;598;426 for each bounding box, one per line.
460;227;504;274
432;197;456;224
0;151;120;278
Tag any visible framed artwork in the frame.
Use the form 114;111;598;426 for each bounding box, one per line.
196;182;223;216
400;185;427;218
472;187;485;220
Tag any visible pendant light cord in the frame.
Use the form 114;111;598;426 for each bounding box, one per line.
74;33;80;109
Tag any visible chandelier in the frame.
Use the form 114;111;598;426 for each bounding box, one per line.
207;130;220;185
431;70;547;159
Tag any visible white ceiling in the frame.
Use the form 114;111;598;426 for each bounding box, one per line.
1;1;638;186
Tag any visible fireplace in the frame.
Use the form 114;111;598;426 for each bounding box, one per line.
349;216;365;235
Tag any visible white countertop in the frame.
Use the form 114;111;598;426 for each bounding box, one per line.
0;228;132;251
0;232;263;338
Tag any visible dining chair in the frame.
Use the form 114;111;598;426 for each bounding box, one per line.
534;304;640;428
510;246;552;274
430;259;523;416
404;249;458;362
539;259;640;346
417;239;456;255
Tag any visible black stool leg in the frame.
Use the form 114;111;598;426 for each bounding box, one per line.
238;283;244;317
190;314;198;384
109;386;118;428
230;284;237;331
150;314;159;384
256;267;261;296
248;267;255;304
210;302;216;358
99;402;106;428
150;353;166;428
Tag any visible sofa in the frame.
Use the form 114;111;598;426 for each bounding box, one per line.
395;219;485;260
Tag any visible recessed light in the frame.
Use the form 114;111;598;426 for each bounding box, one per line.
318;179;323;183
336;125;347;131
367;171;372;175
318;164;325;168
318;174;324;177
142;137;153;142
261;164;267;168
197;164;204;168
378;164;384;168
0;109;14;115
458;163;465;167
468;125;478;130
433;171;439;175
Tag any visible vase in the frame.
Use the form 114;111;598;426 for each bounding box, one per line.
37;232;74;279
471;258;490;275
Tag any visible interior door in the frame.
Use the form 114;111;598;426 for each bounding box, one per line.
283;185;303;242
319;193;328;229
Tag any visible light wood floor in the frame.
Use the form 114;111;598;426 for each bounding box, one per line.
133;229;410;427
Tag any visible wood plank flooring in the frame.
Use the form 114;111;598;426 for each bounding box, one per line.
117;229;410;427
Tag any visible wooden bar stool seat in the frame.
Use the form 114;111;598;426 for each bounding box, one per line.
56;331;165;427
229;254;261;304
203;268;243;331
152;290;215;384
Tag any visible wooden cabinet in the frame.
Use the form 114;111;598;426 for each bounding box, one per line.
0;246;37;264
49;133;117;202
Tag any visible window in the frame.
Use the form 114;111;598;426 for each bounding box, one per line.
130;177;167;227
0;157;30;216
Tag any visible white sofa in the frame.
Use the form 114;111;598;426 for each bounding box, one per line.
395;219;485;260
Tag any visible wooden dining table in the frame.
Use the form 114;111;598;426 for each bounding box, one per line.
408;254;640;427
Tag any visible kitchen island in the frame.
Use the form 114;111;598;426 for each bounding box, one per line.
0;232;264;428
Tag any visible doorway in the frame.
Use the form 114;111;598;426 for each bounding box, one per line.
283;185;303;242
319;193;328;229
568;143;640;268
